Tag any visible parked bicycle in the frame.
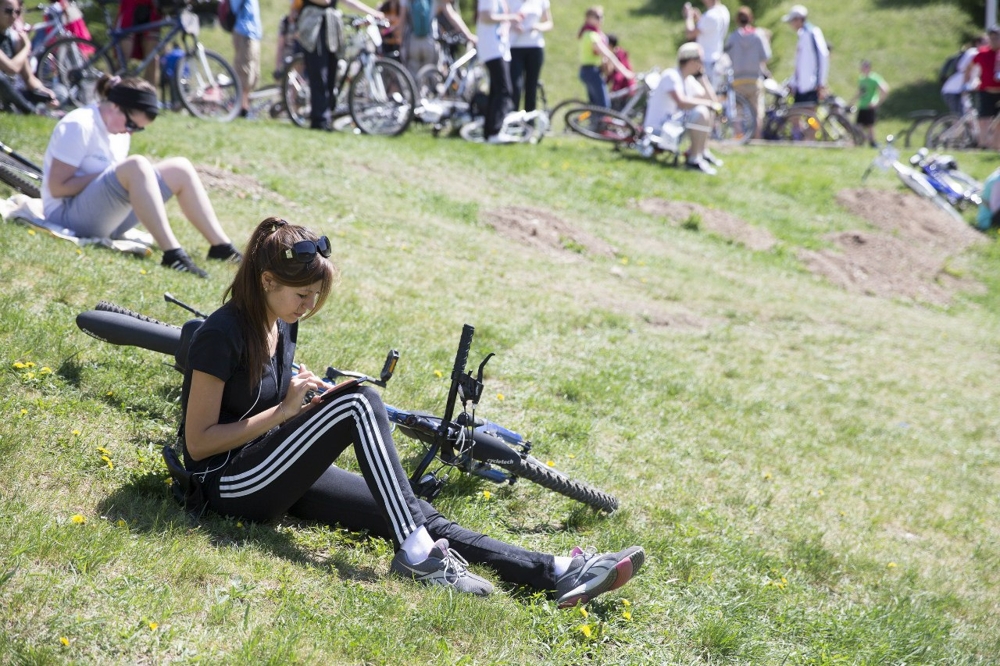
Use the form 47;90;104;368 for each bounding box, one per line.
711;65;755;146
457;108;550;144
34;0;241;120
282;14;416;136
413;45;485;136
75;296;620;513
759;79;863;146
0;139;43;199
923;96;1000;151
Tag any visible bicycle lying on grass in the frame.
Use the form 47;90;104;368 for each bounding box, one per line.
0;139;43;199
862;134;977;223
75;296;620;513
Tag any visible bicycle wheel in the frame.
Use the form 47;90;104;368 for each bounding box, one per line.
35;37;114;108
563;104;639;144
415;63;445;100
174;47;241;122
926;114;976;150
821;112;864;146
902;113;938;148
282;53;310;128
348;56;415;136
712;92;755;145
481;439;619;513
547;98;588;133
0;150;42;198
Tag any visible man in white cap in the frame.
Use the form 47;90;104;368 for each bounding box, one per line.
783;4;828;139
682;0;730;88
642;41;721;175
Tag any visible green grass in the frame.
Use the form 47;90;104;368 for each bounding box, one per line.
3;1;1000;662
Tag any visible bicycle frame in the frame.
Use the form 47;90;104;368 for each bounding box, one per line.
93;7;204;81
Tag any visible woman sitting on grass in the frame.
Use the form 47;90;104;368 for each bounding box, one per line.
41;75;242;278
180;216;645;604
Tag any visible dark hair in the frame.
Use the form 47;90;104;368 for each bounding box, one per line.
97;75;159;118
737;6;753;26
224;217;339;386
606;33;618;48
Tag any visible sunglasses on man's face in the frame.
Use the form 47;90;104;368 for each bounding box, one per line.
3;6;22;16
285;236;332;263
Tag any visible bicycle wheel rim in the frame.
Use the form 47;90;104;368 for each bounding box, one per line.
563;104;639;144
0;152;42;198
349;58;415;136
282;54;310;128
174;49;241;122
36;37;112;109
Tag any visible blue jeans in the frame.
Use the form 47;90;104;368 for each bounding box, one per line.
579;65;609;108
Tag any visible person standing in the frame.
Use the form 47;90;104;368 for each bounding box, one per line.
940;35;984;116
508;0;551;113
683;0;729;88
576;6;631;109
849;59;888;147
398;0;437;81
723;5;770;138
230;0;263;118
965;25;1000;150
297;0;384;131
476;0;520;142
782;4;828;138
114;0;161;87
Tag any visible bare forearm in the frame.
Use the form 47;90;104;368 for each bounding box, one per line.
186;404;288;461
47;171;100;198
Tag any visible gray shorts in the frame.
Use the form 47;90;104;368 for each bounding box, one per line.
46;165;172;240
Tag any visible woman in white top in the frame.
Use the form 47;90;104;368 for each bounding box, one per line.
41;75;241;277
507;0;551;113
476;0;522;141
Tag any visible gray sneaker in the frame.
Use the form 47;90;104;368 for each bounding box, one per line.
554;545;645;608
390;538;494;596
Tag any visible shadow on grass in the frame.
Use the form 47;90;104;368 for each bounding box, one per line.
96;468;383;583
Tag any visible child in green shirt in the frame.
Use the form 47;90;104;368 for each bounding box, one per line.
851;60;889;147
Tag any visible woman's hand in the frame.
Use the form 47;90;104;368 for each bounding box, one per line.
284;363;328;416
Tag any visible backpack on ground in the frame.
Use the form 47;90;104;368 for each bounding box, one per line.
939;50;963;85
217;0;237;33
408;0;432;39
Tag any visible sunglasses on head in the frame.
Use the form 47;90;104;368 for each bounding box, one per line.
285;236;331;263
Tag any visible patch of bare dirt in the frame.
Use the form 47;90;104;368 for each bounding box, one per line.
637;198;778;252
795;190;986;306
480;205;617;261
195;164;293;206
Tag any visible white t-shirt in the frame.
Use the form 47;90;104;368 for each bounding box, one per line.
941;47;979;95
643;67;686;130
792;23;830;93
696;4;730;65
476;0;511;62
42;105;130;217
508;0;548;49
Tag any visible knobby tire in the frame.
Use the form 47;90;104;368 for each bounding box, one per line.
563;104;639;144
0;151;43;198
490;451;619;513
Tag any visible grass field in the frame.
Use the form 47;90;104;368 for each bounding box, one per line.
3;1;1000;663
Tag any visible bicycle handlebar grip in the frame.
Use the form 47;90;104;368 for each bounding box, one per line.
452;324;474;378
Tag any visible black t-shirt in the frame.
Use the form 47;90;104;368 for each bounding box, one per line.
1;28;19;81
180;301;297;474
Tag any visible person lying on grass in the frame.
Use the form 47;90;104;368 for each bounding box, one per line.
41;75;242;278
180;216;644;604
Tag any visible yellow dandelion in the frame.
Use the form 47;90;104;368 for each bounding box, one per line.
888;562;897;569
97;447;110;455
621;599;631;607
116;519;127;528
482;490;492;500
39;367;52;375
578;624;592;638
434;370;443;378
763;472;772;480
13;362;27;369
620;257;630;265
72;430;81;436
106;391;113;396
148;621;159;631
236;522;244;528
60;636;69;646
20;409;27;416
164;478;172;485
139;269;147;275
24;372;35;380
28;229;36;236
546;460;555;467
102;456;114;470
496;393;504;401
579;606;588;618
623;610;632;621
70;514;86;524
76;249;82;255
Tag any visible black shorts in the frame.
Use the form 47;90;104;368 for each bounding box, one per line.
793;89;819;105
855;108;877;127
978;91;1000;118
